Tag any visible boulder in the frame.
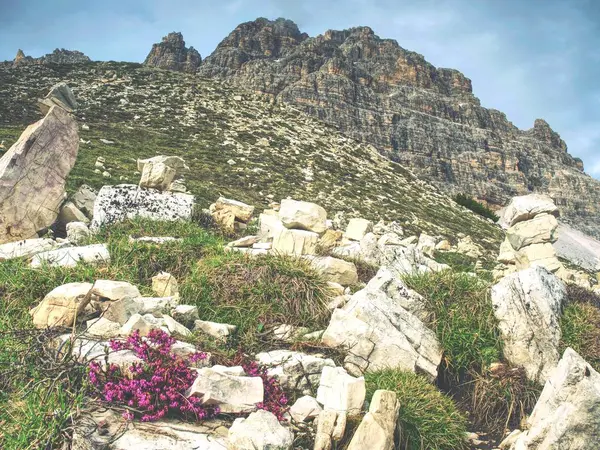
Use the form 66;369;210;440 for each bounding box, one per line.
137;155;189;172
152;272;179;297
491;266;567;383
163;315;192;338
279;199;327;233
316;366;366;415
228;410;293;450
417;233;437;258
314;410;342;450
272;324;309;342
345;218;373;241
71;184;97;219
38;82;77;114
511;348;600;450
498;238;518;264
289;395;322;422
507;213;558;251
258;213;284;241
120;313;166;336
92;280;141;301
30;282;93;328
66;222;91;245
498;194;559;229
187;367;263;413
85;317;121;338
318;229;343;251
379;245;449;277
30;243;110;268
90;185;194;231
0;106;78;243
139;161;176;191
133;296;180;315
171;304;199;328
98;298;143;325
272;228;319;256
0;238;64;260
455;235;483;258
304;256;359;286
193;320;236;341
347;390;399;450
214;197;254;222
517;243;562;273
58;202;89;226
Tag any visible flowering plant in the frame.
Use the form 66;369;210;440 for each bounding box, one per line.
243;360;289;421
88;329;218;422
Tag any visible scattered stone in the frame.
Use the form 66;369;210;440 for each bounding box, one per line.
347;389;399;450
345;218;373;241
66;222;92;244
316;366;365;415
417;233;437;258
99;139;114;145
137;155;189;172
279;199;327;233
30;243;110;268
120;313;164;336
92;280;141;301
518;242;562;273
96;297;142;325
188;367;263;413
258;213;284;240
253;242;272;250
0;106;78;243
491;266;567;383
152;272;179;297
214;197;254;222
193;320;236;341
90;185;194;231
0;238;64;260
163;314;192;338
314;410;339;450
228;410;293;450
133;296;180;315
102;171;111;178
85;317;121;338
227;235;259;248
326;281;345;296
38;82;77;114
455;235;483;258
171;304;199;328
510;348;600;449
304;256;359;286
58;201;89;226
272;227;319;256
435;239;452;251
30;282;93;328
139;161;176;191
290;395;322;422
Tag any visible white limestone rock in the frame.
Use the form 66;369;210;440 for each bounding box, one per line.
228;410;293;450
316;366;366;415
347;389;399;450
30;244;110;268
272;228;319;256
0;238;65;260
498;194;559;229
279;199;327;233
304;256;359;286
345;218;373;241
30;282;93;328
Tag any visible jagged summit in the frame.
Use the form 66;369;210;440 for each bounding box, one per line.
143;32;201;73
10;48;90;66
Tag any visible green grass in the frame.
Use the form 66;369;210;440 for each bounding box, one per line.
365;369;468;450
433;251;476;273
403;271;501;379
454;194;499;222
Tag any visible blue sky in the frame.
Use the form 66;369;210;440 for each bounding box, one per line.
1;0;599;177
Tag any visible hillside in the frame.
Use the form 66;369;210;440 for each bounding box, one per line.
0;60;502;252
197;18;600;239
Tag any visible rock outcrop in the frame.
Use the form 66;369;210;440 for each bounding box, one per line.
144;32;201;73
12;48;90;66
0;105;78;243
199;18;600;238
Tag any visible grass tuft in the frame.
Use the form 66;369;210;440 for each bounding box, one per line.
365;369;468;450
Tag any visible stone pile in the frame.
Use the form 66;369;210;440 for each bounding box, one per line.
209;196;255;234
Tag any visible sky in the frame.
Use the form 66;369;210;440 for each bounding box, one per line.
1;0;599;177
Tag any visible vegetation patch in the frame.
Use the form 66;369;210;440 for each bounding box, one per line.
365;369;468;450
454;193;499;222
433;251;476;273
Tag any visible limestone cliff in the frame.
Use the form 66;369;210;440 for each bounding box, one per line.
199;18;600;238
144;32;201;73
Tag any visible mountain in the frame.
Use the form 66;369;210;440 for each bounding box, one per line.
0;60;502;253
144;32;202;73
11;48;90;66
198;18;600;239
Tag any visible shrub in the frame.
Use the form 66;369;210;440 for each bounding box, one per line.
88;329;217;422
454;194;499;222
365;370;468;450
243;361;289;421
433;251;476;273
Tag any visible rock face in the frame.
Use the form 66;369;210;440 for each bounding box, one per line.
144;32;201;73
12;48;90;66
491;266;567;383
199;18;600;238
511;348;600;450
0;105;78;243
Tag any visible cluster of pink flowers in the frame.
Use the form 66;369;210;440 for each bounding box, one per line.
243;360;289;421
88;329;218;422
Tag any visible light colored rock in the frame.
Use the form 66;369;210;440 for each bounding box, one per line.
498;194;559;229
272;228;319;256
30;243;110;268
0;106;78;243
331;241;362;260
379;245;449;277
253;242;272;250
194;320;236;341
58;201;89;226
90;185;194;231
102;171;111;179
279;199;327;233
139;161;176;191
85;317;121;338
345;218;373;241
304;256;359;286
326;281;345;296
119;313;165;337
214;197;254;223
498;237;518;264
327;295;349;310
133;296;179;315
152;272;179;297
258;213;284;241
137;155;189;172
228;410;293;450
347;389;399;450
171;304;199;327
499;430;523;449
316;366;365;415
97;297;143;325
290;395;322;422
318;229;343;251
417;233;437;258
30;282;93;328
163;315;192;338
517;243;562;273
168;179;187;193
0;238;64;260
273;324;309;342
38;82;77;114
455;235;483;258
255;350;335;393
435;239;452;251
491;266;567;383
211;208;236;233
211;365;246;376
510;348;600;450
92;280;141;301
188;367;263;414
227;235;259;248
507;214;558;251
71;184;96;219
314;410;338;450
66;222;91;244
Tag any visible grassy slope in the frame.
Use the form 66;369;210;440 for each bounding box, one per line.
0;61;503;254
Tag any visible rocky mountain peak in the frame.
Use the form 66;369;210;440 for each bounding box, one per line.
14;49;26;62
144;32;201;73
10;48;90;66
530;118;567;152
